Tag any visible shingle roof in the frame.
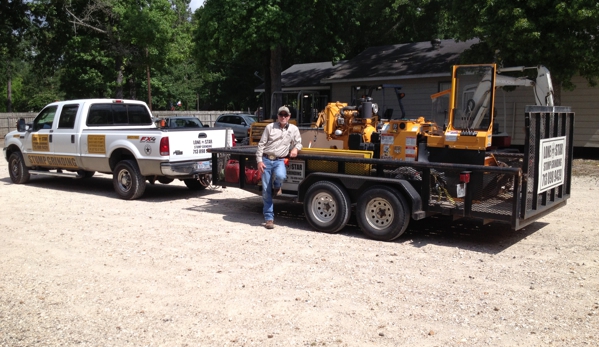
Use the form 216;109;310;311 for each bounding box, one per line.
255;39;478;91
322;39;478;83
254;61;344;92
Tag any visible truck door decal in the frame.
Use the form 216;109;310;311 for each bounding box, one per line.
88;135;106;154
32;134;50;152
29;155;78;169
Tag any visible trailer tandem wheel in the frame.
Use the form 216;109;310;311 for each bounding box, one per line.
304;181;351;234
356;186;410;241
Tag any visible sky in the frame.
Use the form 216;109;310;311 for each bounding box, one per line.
189;0;205;12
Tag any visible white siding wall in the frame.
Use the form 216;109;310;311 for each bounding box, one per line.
562;76;599;148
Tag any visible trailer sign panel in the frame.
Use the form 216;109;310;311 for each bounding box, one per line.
538;136;566;193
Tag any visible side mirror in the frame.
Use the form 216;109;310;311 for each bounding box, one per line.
241;121;247;126
17;118;28;132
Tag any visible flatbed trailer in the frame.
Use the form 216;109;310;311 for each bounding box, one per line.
208;106;574;241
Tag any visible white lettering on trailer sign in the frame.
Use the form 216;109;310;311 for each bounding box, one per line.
538;136;566;193
283;160;305;191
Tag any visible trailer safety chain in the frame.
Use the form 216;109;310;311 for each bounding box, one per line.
431;171;456;205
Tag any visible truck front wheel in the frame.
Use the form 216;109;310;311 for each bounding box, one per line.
356;186;410;241
8;152;31;184
113;160;146;200
304;181;351;234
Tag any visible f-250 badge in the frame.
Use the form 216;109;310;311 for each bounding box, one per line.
140;136;156;143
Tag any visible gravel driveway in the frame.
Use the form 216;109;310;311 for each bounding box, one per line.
1;156;597;346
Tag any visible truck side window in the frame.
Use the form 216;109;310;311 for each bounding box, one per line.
87;103;152;126
33;106;58;131
87;104;113;125
113;104;128;124
58;104;79;129
128;105;152;125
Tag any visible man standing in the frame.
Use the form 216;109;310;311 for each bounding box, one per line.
256;106;302;229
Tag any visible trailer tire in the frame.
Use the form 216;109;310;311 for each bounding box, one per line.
184;178;207;191
356;186;410;241
8;152;30;184
113;160;146;200
304;181;351;234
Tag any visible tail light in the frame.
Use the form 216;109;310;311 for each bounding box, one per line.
231;133;236;147
460;171;471;183
160;137;169;156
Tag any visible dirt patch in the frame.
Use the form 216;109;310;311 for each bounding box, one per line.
572;158;599;178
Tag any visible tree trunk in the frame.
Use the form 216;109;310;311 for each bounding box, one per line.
263;50;271;120
146;48;152;110
115;56;124;99
552;80;562;107
270;46;282;118
6;76;12;112
6;62;12;112
129;76;136;99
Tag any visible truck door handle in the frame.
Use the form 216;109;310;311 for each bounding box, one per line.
71;135;75;143
197;133;207;138
49;134;52;143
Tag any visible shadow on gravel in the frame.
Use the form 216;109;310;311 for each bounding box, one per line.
401;216;548;254
2;175;222;201
191;197;545;254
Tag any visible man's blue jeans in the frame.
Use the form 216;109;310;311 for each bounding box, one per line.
261;157;287;221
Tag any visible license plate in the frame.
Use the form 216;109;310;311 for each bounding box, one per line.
194;161;211;170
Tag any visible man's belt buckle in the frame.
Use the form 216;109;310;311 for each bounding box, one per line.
267;154;276;160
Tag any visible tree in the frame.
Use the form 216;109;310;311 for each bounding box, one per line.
449;0;599;105
28;0;192;109
193;0;362;115
0;0;30;111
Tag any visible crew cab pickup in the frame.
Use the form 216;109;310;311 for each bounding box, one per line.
3;99;234;199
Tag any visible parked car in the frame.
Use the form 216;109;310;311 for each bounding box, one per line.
155;116;207;128
214;113;257;142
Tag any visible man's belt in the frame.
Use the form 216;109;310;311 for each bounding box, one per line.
264;154;285;160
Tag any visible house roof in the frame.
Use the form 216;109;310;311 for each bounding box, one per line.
322;39;478;83
254;39;478;92
254;61;344;92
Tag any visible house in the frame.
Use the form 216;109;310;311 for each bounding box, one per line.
269;39;599;148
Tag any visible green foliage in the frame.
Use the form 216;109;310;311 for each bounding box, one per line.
449;0;599;92
3;0;599;112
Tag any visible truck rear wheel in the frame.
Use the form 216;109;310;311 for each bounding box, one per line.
356;186;410;241
184;178;207;191
8;152;30;184
304;181;351;234
113;160;146;200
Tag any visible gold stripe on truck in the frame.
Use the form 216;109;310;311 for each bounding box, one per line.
32;134;50;152
127;135;140;140
29;155;78;169
88;135;106;154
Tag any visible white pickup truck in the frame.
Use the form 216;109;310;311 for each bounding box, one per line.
3;99;234;199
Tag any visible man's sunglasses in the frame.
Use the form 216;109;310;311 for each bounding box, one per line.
278;113;290;117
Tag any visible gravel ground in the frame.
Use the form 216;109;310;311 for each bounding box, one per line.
0;155;598;346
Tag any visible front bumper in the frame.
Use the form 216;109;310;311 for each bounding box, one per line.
160;159;212;177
